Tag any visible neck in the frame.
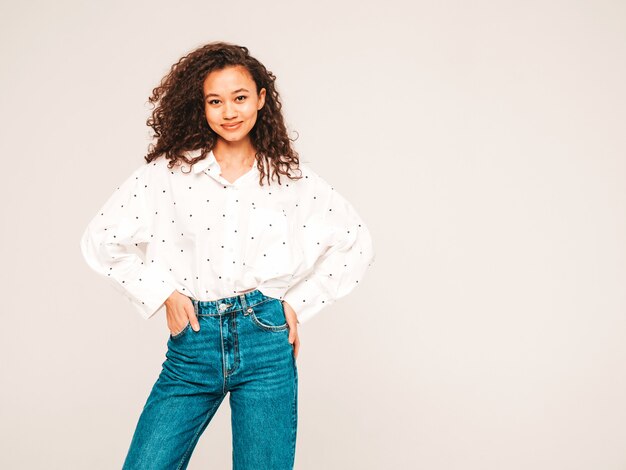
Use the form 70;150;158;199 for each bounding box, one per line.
213;142;256;169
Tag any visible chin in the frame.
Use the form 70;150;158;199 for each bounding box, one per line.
222;133;245;141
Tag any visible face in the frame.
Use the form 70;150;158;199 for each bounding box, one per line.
203;65;266;145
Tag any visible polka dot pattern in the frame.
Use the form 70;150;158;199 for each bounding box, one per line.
80;148;376;323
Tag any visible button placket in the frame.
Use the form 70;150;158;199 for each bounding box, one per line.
222;187;239;283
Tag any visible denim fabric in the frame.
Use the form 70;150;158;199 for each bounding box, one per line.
122;289;298;469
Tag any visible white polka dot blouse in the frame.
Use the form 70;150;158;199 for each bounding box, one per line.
80;148;376;324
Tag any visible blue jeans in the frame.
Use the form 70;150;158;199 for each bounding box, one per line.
122;289;298;469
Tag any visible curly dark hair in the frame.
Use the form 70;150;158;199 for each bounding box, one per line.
144;41;302;186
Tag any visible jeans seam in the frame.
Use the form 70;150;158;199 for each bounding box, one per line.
220;316;227;394
231;314;239;373
175;395;225;470
250;306;289;332
251;315;289;332
290;361;298;467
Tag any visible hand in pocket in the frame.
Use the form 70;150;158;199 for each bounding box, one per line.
282;300;300;359
164;290;199;335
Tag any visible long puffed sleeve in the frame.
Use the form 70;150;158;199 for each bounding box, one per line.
282;171;376;324
80;163;178;319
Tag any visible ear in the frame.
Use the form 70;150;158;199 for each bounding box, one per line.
258;88;266;110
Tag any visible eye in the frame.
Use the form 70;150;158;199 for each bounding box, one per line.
208;99;220;105
236;95;247;102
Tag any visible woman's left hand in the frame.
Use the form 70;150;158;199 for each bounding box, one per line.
282;301;300;360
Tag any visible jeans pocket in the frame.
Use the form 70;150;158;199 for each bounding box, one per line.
250;298;289;332
170;321;192;340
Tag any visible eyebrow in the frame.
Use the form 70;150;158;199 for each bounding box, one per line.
205;88;250;98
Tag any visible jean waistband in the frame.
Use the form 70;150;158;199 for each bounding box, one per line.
187;289;272;316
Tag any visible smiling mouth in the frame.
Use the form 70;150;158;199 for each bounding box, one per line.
222;122;243;130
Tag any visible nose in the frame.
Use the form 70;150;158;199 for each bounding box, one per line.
223;101;238;119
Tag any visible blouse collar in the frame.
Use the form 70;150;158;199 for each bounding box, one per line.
190;149;217;175
189;148;262;185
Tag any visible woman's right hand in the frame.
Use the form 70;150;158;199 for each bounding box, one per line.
164;290;199;336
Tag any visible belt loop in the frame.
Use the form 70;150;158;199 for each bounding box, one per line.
191;297;198;316
239;293;247;314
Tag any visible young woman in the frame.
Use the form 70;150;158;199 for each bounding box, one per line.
80;41;375;469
